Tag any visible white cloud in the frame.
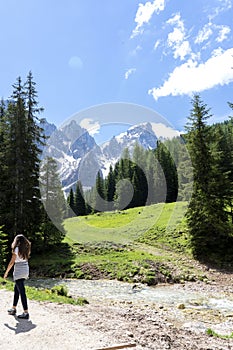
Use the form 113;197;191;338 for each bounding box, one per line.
148;47;233;100
166;13;192;60
195;23;213;44
195;23;230;45
209;0;232;20
68;56;83;69
209;113;231;124
125;68;136;80
220;0;232;8
151;122;180;139
216;25;231;42
79;118;100;136
131;0;165;38
129;45;142;56
168;27;185;44
173;40;191;60
166;12;183;27
153;39;160;50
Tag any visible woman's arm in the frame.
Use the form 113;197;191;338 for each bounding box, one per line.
3;253;16;279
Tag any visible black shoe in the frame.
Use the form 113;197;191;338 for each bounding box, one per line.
17;312;29;319
8;308;16;315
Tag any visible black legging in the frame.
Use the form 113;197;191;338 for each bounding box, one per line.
13;278;28;311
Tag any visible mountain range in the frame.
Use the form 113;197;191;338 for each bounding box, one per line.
41;119;178;194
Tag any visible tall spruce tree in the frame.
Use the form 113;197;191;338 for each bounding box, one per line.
145;151;157;205
105;165;115;211
114;177;134;210
155;141;178;203
132;144;148;207
94;170;105;212
40;157;66;248
130;164;148;208
153;156;167;204
210;123;232;219
5;77;27;238
74;180;86;216
67;188;75;217
0;74;45;245
165;137;193;201
185;94;231;260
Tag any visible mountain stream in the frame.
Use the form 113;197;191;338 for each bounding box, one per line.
26;278;233;335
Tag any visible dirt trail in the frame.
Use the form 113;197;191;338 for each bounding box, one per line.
0;289;119;350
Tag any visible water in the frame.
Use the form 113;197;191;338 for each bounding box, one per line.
27;278;233;312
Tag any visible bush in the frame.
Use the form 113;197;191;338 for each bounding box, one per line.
51;284;68;297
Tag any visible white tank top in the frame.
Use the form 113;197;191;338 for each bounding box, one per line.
14;247;28;263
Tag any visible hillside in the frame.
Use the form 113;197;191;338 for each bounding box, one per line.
30;202;229;284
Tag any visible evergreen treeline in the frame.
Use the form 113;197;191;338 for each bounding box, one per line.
68;140;179;215
0;73;66;265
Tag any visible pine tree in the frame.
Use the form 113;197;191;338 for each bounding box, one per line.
130;164;148;208
185;94;231;260
40;157;66;248
132;142;146;170
155;141;178;203
118;157;130;180
121;147;132;178
131;144;148;207
114;177;134;210
145;151;157;205
165;136;193;201
6;77;27;237
84;187;96;214
24;72;45;240
154;159;167;203
0;74;45;244
94;171;106;212
210;123;232;217
67;188;75;217
105;165;115;211
74;180;86;216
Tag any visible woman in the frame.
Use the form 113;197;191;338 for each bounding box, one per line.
4;234;31;319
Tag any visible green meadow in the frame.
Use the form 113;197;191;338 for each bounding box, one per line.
29;201;210;285
64;201;189;244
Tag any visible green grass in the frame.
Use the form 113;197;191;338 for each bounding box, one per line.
64;202;189;244
0;277;88;305
206;328;233;339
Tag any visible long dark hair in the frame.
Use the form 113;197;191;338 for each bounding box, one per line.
11;234;31;260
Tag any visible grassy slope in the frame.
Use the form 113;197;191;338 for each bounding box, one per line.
63;202;189;244
30;202;210;284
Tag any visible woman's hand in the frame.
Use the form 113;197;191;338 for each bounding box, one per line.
3;253;16;279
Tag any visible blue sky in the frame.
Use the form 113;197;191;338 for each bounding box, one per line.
0;0;233;135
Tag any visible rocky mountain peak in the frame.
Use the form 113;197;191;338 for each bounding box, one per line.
41;120;170;192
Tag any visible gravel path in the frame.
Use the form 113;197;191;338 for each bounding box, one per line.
0;289;119;350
